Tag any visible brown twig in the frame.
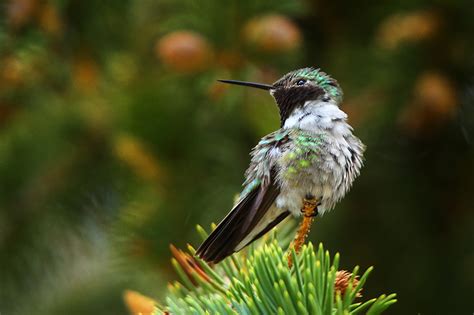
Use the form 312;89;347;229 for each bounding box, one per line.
287;197;318;268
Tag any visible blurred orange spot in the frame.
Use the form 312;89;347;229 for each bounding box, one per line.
1;56;24;87
38;3;63;36
123;290;157;315
73;57;99;92
415;72;458;115
399;71;458;134
377;11;440;49
156;31;213;73
243;14;302;53
6;0;38;29
114;135;163;183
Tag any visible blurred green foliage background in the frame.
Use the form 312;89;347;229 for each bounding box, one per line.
0;0;473;314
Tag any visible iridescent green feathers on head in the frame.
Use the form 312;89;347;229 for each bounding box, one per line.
275;67;343;104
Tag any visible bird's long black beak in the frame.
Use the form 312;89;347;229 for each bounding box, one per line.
217;79;274;91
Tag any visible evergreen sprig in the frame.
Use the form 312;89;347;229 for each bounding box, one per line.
156;226;396;314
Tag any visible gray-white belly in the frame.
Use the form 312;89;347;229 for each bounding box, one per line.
275;136;363;216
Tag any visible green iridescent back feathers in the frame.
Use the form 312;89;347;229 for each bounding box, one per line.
241;129;291;195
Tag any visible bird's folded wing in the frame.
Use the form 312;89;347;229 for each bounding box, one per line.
196;170;287;263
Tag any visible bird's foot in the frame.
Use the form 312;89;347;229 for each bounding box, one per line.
300;196;320;217
288;196;319;268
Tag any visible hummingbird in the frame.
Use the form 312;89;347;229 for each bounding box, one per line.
196;67;365;264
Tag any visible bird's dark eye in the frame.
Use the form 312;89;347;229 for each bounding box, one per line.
296;79;306;86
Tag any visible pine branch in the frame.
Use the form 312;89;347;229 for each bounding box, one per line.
155;226;397;314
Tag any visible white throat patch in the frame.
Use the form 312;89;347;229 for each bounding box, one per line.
283;100;347;131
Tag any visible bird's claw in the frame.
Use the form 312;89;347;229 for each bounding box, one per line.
288;196;320;268
301;196;320;217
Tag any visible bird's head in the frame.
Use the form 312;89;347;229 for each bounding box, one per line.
218;67;343;126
